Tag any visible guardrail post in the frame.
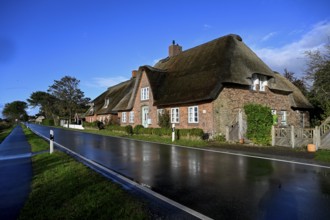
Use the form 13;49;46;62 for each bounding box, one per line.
50;130;54;154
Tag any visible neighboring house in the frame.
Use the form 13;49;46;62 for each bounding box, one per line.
117;34;312;137
85;76;136;125
35;116;45;124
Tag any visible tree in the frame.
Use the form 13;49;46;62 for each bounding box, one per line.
304;42;330;119
2;101;28;122
47;76;90;124
27;91;60;125
283;69;308;96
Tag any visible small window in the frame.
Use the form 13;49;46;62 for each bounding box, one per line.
259;75;267;91
251;74;268;91
122;112;127;123
141;87;149;101
188;106;199;123
129;111;134;123
280;110;287;126
103;98;110;108
171;108;179;123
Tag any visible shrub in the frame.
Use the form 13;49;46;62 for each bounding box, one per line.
214;134;226;142
177;128;204;140
133;125;144;134
125;125;133;135
158;110;170;128
244;103;272;145
42;119;54;126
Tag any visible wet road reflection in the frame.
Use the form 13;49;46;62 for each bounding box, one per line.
29;124;330;219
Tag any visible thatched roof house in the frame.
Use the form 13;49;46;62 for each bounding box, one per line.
85;77;136;123
89;34;313;136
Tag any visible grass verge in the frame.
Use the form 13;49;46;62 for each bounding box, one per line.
314;150;330;163
22;125;49;152
20;126;149;220
0;127;13;144
83;128;206;147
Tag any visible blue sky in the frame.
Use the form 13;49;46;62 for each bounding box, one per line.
1;0;329;117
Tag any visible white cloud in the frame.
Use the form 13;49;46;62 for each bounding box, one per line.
253;21;330;75
261;32;277;42
85;76;129;88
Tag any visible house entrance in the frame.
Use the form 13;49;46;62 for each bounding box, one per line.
142;106;149;128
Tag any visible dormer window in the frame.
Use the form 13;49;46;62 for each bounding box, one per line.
103;98;110;108
141;87;149;101
251;74;268;91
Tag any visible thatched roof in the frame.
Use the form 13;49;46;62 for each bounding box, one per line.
85;78;136;116
271;73;313;109
138;34;312;109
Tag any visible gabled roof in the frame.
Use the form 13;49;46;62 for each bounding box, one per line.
138;34;312;109
85;77;136;115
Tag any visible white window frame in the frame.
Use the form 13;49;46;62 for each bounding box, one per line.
129;111;134;123
280;110;287;126
171;108;179;123
141;87;149;101
188;106;199;123
122;112;127;123
103;98;110;108
259;75;267;92
251;74;268;91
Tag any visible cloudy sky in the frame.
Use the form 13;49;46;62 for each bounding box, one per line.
0;0;329;117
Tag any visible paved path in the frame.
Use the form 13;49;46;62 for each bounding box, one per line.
0;126;32;220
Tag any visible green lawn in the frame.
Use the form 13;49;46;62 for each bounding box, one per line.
20;125;149;220
314;149;330;163
83;127;206;147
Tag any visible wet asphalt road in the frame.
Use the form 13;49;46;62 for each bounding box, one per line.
28;124;330;219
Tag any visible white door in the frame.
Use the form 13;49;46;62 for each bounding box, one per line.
142;106;149;128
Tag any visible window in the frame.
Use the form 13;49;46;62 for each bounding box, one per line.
103;98;110;108
157;109;165;122
171;108;179;123
129;111;134;123
280;110;287;126
251;74;268;91
141;87;149;100
259;75;267;91
188;106;199;123
122;112;127;123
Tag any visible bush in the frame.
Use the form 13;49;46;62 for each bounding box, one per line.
177;128;204;140
214;134;226;142
133;125;144;134
158;110;170;128
0;121;11;131
125;125;133;135
42;119;54;126
244;103;272;145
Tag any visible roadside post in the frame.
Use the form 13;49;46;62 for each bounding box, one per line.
50;130;54;154
172;123;175;142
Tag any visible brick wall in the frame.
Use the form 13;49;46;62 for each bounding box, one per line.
213;85;310;135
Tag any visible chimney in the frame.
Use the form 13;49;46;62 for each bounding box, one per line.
169;40;182;57
132;70;138;78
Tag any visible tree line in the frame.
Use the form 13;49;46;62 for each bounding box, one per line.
2;76;90;125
